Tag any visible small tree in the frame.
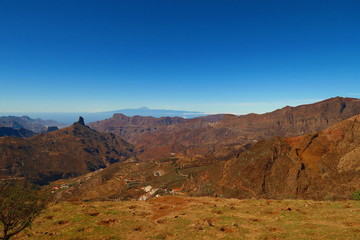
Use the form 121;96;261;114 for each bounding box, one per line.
0;181;47;240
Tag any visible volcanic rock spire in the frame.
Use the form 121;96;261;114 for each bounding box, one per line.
77;116;85;125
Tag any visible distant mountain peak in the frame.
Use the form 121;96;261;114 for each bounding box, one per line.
105;107;204;119
0;115;66;133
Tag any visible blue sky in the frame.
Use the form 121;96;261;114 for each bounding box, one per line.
0;0;359;114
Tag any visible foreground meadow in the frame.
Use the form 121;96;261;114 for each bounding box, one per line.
12;196;360;240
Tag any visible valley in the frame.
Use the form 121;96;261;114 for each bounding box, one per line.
3;2;360;239
1;97;359;200
1;97;360;239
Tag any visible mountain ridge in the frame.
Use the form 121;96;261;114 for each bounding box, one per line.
0;107;206;125
89;97;360;161
0;118;136;185
0;115;66;133
57;112;360;201
0;127;35;138
184;112;360;200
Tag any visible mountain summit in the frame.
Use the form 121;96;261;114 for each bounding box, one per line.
0;118;135;184
137;107;150;110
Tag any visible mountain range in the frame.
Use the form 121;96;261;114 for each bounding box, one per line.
0;118;135;185
0;107;206;125
56;112;360;201
0;115;66;133
89;97;360;161
1;97;360;200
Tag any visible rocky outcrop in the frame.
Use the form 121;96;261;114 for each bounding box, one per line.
0;119;136;185
76;116;85;126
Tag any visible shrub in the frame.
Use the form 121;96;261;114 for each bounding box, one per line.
352;190;360;200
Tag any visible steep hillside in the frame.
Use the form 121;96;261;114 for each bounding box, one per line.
0;127;35;137
90;97;360;161
89;114;188;142
184;114;360;200
0;118;135;185
58;114;360;201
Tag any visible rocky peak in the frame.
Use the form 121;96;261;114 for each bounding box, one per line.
75;116;85;126
113;113;128;119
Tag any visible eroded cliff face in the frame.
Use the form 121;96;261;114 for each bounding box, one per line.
0;121;135;185
89;97;360;161
182;114;360;200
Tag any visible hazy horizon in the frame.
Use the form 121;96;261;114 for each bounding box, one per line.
0;98;327;115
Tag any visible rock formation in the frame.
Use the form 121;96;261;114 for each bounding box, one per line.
76;116;85;125
0;119;135;185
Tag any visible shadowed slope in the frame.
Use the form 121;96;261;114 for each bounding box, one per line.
0;120;135;185
0;127;35;137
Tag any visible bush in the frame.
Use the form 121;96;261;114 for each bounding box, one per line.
0;181;48;240
352;190;360;200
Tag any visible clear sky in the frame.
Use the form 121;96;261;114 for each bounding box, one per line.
1;0;359;114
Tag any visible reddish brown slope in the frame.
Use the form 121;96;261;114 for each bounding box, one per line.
183;114;360;200
88;114;229;142
0;120;135;185
54;114;360;201
90;97;360;161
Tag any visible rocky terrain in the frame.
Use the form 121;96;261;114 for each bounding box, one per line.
90;97;360;161
0;118;135;185
1;97;360;200
0;115;66;133
183;113;360;200
0;127;36;138
53;112;360;201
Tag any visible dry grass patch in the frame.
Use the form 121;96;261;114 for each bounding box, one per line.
10;197;360;240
